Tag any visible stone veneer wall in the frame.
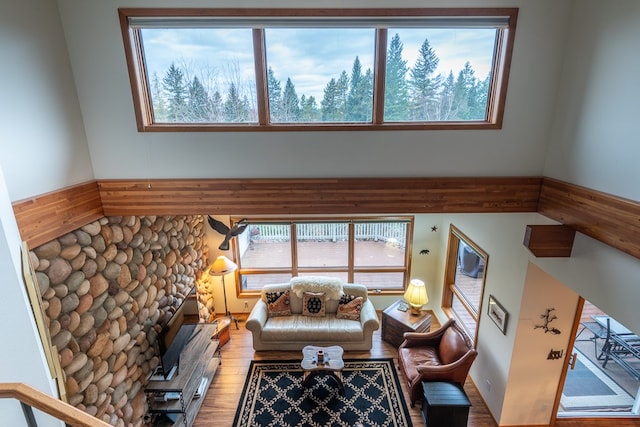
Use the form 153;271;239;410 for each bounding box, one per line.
29;215;209;426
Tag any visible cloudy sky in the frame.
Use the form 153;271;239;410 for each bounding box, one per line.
141;27;496;102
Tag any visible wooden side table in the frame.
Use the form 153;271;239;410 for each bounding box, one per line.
382;299;432;347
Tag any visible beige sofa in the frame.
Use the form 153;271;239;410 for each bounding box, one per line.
246;278;380;351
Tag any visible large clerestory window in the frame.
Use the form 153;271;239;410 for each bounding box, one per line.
119;8;518;131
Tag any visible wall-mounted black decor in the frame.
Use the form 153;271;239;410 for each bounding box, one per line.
535;307;561;334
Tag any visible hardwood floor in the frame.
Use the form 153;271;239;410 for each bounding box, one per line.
193;316;498;427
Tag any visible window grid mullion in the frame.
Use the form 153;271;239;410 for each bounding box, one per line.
372;28;387;125
253;28;269;125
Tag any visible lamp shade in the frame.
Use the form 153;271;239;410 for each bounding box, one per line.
404;279;428;314
208;255;237;276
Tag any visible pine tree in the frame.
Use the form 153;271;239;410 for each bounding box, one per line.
188;76;209;122
409;38;441;120
438;71;456;120
267;67;283;122
384;34;409;121
451;62;476;120
336;71;350;121
321;78;340;121
300;95;320;122
210;90;223;122
346;57;373;122
150;72;168;122
162;62;187;122
224;83;248;122
281;78;301;122
469;74;491;120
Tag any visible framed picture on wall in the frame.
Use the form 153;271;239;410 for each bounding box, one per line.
488;295;508;334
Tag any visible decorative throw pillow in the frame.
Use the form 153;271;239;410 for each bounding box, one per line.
265;290;291;317
336;294;364;320
302;292;326;317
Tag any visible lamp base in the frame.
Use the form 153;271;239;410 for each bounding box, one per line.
409;305;423;315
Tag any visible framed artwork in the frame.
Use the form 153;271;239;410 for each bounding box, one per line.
488;294;508;334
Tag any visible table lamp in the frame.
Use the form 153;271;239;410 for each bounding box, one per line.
404;279;428;315
208;255;239;329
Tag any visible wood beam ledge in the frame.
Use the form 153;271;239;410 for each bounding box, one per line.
523;224;576;257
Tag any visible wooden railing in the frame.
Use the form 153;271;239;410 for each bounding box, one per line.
0;383;111;427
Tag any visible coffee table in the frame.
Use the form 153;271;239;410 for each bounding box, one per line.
301;345;345;394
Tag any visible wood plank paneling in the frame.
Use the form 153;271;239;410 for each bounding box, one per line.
12;181;104;248
97;177;542;216
538;177;640;260
12;176;640;262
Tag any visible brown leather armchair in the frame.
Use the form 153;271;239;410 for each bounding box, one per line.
398;318;478;406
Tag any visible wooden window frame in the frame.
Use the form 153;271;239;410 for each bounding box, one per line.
118;7;518;132
442;224;489;343
232;216;414;297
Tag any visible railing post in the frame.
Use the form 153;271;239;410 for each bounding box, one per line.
20;402;37;427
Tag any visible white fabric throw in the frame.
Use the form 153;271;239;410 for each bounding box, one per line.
290;276;343;300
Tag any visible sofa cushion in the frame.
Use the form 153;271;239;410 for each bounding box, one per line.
265;290;291;317
439;327;469;365
336;294;363;320
261;315;364;342
291;276;342;300
302;292;326;317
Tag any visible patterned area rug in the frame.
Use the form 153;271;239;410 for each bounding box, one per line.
233;359;413;427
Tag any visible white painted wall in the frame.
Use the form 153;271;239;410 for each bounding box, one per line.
0;0;91;423
0;168;63;427
0;0;93;202
500;263;579;425
56;0;569;181
544;0;640;202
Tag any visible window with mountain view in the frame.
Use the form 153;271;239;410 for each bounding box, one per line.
119;8;517;131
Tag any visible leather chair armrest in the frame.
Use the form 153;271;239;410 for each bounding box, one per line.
400;318;456;348
245;299;268;332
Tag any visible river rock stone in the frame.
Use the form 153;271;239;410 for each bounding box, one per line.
35;240;61;259
89;274;109;298
46;297;61;319
53;284;68;298
103;262;121;280
76;293;93;315
82;221;101;236
65;352;88;376
60;244;82;260
92;234;106;253
61;293;80;313
117;264;132;287
96;372;113;394
52;329;73;349
113;333;131;355
48;258;72;285
70;252;87;270
66;376;79;397
88;332;110;358
82;259;98;278
73;313;95;337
